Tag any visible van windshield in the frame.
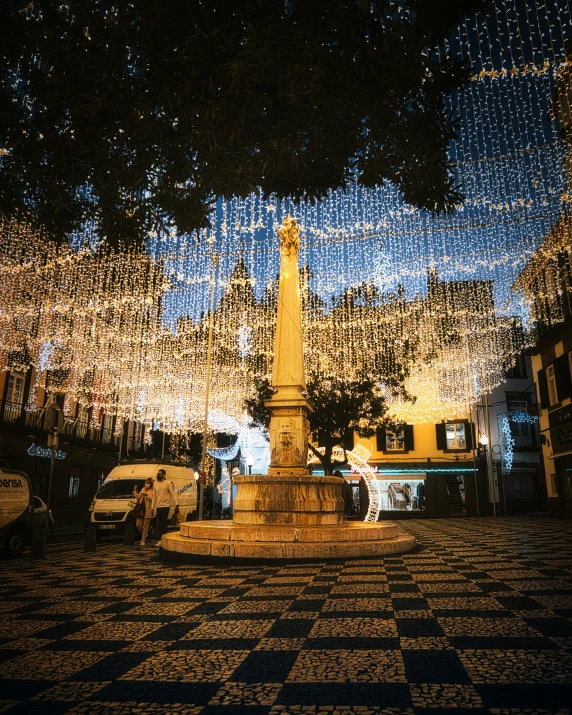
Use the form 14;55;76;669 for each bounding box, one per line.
96;479;147;499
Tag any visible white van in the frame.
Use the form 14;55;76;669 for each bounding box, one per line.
86;462;197;538
0;468;34;558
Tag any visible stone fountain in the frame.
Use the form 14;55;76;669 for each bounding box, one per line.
161;217;415;561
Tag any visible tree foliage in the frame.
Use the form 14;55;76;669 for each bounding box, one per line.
1;0;489;247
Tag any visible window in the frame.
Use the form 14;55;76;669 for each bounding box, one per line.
506;393;536;448
96;479;146;499
3;373;25;422
506;355;528;379
506;393;530;412
133;422;144;451
377;425;413;452
68;466;82;499
436;422;473;451
385;427;405;452
101;413;113;444
446;423;467;450
75;409;89;439
547;364;558;405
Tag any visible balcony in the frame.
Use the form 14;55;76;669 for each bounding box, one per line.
510;423;540;450
3;403;117;452
2;400;23;423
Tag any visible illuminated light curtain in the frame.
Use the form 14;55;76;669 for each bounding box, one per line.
2;1;572;431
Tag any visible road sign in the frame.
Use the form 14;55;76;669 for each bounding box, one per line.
45;403;64;435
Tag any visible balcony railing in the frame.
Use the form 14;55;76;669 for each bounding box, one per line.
2;400;23;423
510;423;539;449
6;404;116;450
75;420;88;439
24;411;43;428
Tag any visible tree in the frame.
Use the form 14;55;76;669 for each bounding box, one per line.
246;372;402;475
0;0;489;247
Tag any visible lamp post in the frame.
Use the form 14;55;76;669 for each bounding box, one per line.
246;454;254;475
199;252;218;522
478;433;497;517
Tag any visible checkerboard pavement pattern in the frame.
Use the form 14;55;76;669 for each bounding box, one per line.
1;516;572;714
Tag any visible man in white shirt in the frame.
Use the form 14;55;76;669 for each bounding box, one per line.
151;468;176;546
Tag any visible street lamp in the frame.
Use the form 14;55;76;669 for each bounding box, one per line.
478;433;497;517
246;454;254;475
478;434;488;461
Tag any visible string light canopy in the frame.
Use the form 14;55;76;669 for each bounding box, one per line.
1;0;571;432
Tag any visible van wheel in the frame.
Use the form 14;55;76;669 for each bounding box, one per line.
6;527;26;558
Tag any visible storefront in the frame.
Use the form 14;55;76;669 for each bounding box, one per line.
548;404;572;516
345;463;481;519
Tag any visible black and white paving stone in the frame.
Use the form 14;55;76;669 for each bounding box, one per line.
1;516;572;714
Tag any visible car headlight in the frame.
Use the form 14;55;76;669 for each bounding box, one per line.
89;499;96;511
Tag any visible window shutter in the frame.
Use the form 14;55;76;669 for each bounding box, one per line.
466;422;475;451
436;423;447;450
404;424;414;451
537;368;550;409
376;426;386;452
555;354;572;400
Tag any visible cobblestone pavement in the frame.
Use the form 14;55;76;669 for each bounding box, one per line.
1;516;572;714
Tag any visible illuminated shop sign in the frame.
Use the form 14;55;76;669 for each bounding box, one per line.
548;405;572;454
350;464;475;475
27;443;67;460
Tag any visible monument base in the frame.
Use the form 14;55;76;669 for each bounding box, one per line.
232;473;346;526
160;520;416;563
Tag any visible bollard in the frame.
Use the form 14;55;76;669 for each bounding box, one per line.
85;526;97;552
124;521;135;546
30;528;46;560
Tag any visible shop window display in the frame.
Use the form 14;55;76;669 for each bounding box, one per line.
379;478;425;511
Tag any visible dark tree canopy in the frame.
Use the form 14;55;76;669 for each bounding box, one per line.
0;0;489;247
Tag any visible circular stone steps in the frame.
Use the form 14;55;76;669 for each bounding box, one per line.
160;520;416;562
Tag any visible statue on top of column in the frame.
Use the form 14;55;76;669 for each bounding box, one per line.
278;215;300;256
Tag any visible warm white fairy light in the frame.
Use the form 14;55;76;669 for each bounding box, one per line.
1;1;571;432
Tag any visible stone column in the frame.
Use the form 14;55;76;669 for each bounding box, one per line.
233;216;345;526
266;216;311;476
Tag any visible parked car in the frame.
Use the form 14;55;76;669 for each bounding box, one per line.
86;462;197;539
32;496;54;540
0;468;33;558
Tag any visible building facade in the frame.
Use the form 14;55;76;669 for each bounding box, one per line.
339;355;543;520
0;368;148;530
513;214;572;517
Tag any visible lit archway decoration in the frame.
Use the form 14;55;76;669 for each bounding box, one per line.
347;444;382;523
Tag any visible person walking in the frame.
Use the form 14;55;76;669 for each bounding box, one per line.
134;478;154;547
151;468;176;547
